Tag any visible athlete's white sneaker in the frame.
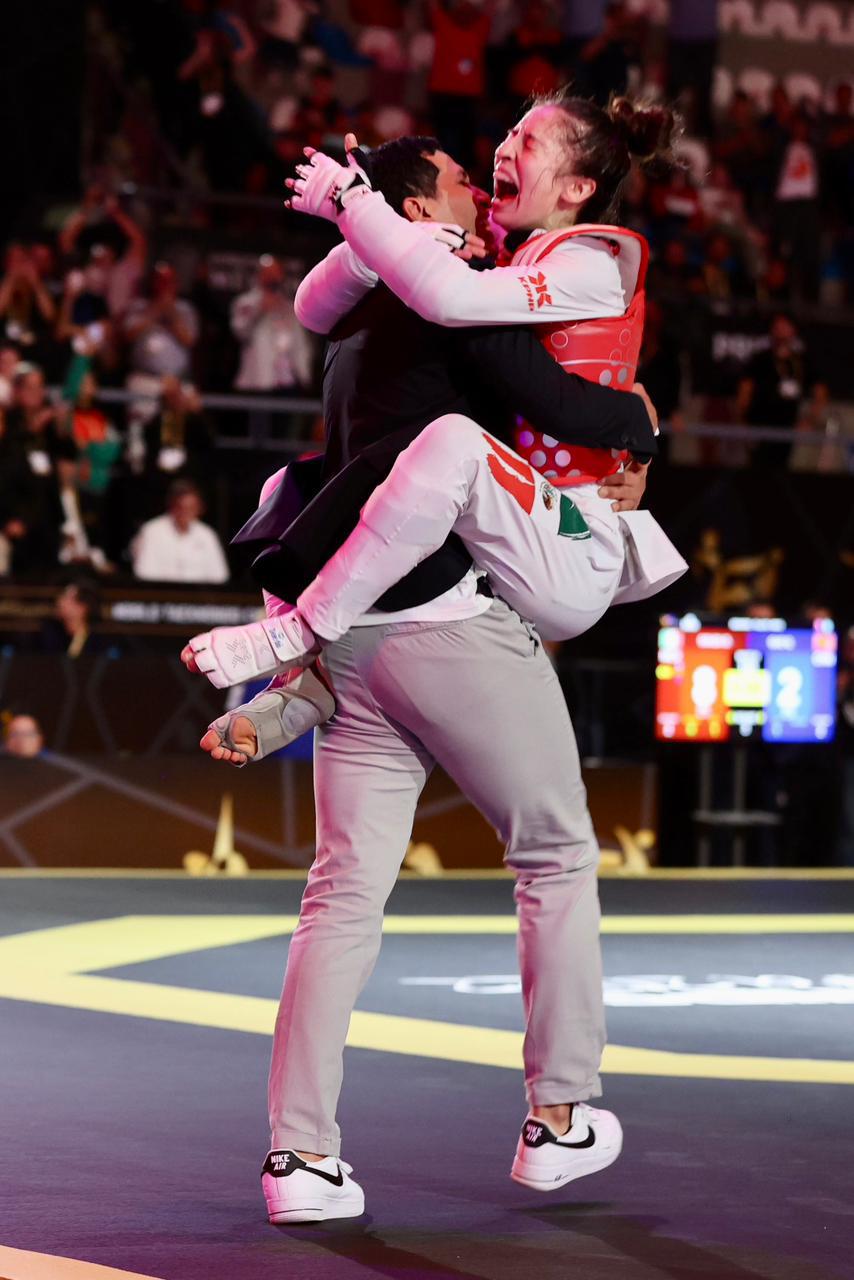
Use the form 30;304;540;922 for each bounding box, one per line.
261;1150;365;1224
186;611;319;690
510;1104;623;1191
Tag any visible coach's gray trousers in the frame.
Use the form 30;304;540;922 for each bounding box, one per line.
268;598;604;1156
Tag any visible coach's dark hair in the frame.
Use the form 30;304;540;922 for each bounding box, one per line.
362;136;443;215
533;91;680;223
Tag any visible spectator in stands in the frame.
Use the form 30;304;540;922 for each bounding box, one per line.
506;0;562;104
131;479;229;583
756;256;791;305
575;1;633;106
695;232;752;301
123;262;199;463
667;0;717;137
231;255;313;394
735;313;828;471
2;714;44;758
428;0;491;169
0;245;57;370
0;366;64;574
648;237;701;303
648;166;703;241
124;262;199;387
714;91;766;218
56;254;113;377
698;161;745;231
142;376;214;512
294;67;349;150
259;0;316;69
42;580;105;658
761;81;795;161
54;439;112;575
0;344;20;408
822;81;854;227
66;370;122;502
637;298;683;457
772;111;822;301
58;187;148;318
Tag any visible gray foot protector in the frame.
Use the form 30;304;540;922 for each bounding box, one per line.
208;667;336;764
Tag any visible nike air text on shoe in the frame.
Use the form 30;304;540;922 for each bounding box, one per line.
510;1104;623;1191
262;1149;365;1224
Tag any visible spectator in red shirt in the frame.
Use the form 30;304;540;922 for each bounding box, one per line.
772;112;822;301
428;0;491;168
507;0;562;103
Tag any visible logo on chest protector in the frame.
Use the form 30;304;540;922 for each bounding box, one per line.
541;481;558;510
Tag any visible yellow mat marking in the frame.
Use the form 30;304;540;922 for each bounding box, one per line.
0;914;852;1087
0;1244;163;1279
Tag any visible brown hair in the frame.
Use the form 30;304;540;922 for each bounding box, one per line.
533;90;680;223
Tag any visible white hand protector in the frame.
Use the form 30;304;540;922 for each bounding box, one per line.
288;149;371;223
416;222;471;253
208;668;336;764
187;614;318;689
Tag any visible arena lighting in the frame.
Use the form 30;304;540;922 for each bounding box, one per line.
656;613;838;744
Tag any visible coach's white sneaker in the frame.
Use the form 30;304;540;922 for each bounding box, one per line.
262;1150;365;1224
510;1104;623;1191
184;611;319;689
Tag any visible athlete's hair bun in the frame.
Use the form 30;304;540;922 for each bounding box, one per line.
607;97;678;166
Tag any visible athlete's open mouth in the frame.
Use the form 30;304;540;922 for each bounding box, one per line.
493;176;519;201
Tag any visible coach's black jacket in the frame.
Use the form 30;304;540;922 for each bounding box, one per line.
235;283;658;610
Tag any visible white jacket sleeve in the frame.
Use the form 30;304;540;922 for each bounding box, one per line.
339;191;627;327
294;243;378;335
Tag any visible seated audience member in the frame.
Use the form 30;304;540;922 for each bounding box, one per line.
131;480;229;584
0;365;63;574
123;263;200;460
142;376;213;512
695;232;752;300
67;370;122;501
42;581;105;658
735;313;828;470
0;244;57;370
2;714;45;758
0;343;21;407
230;255;313;394
53;440;112;574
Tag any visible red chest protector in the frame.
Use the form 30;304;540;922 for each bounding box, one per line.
510;224;649;488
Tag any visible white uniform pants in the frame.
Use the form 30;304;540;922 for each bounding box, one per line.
297;414;683;645
268;599;604;1156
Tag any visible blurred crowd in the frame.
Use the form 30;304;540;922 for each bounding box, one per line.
2;0;853;588
85;0;854;305
0;196;318;582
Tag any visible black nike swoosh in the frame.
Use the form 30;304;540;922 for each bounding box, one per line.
304;1164;344;1187
559;1126;595;1149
